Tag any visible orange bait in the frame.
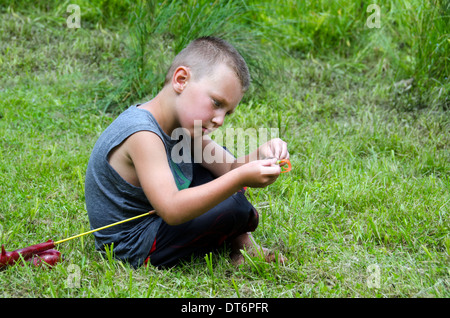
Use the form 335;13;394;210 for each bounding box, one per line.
277;159;292;173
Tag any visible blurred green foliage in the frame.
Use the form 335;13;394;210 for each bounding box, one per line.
2;0;447;110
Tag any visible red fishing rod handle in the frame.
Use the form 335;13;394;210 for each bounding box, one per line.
0;240;58;269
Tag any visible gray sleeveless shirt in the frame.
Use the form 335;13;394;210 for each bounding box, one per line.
85;105;193;268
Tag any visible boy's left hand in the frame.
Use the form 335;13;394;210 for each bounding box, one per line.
258;138;289;161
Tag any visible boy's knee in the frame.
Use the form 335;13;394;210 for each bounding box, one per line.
228;192;259;233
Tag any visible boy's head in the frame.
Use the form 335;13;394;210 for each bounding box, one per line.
164;37;250;93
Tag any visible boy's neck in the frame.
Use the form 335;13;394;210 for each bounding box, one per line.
138;87;179;136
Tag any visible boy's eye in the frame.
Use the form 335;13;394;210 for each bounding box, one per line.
212;98;233;116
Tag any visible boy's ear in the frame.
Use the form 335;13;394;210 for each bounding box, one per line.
172;66;190;93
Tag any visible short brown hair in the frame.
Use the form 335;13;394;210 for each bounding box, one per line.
164;36;250;92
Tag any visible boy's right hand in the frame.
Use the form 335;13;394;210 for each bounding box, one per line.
238;158;281;188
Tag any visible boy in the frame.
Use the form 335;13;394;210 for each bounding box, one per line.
85;36;289;268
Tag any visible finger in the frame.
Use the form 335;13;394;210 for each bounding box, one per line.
274;140;288;160
265;147;275;160
274;141;289;160
272;139;281;159
273;145;281;159
260;164;281;175
280;149;289;160
261;158;278;166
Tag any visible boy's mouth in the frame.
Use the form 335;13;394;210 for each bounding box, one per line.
202;127;212;134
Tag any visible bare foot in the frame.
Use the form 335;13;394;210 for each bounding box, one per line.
229;232;286;265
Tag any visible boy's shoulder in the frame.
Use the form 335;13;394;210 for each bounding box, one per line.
105;105;167;142
114;105;152;126
91;105;168;160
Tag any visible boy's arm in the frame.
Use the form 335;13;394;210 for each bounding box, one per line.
197;136;237;177
127;131;280;226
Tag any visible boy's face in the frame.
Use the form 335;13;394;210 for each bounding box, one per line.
174;63;243;137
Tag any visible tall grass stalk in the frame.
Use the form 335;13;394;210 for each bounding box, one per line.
103;0;281;112
248;0;448;110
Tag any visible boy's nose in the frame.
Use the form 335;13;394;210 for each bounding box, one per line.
211;113;225;127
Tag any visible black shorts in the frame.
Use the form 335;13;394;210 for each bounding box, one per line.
145;163;259;268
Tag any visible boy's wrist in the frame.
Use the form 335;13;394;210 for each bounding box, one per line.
229;165;247;189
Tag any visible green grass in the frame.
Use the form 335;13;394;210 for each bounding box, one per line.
0;1;449;298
